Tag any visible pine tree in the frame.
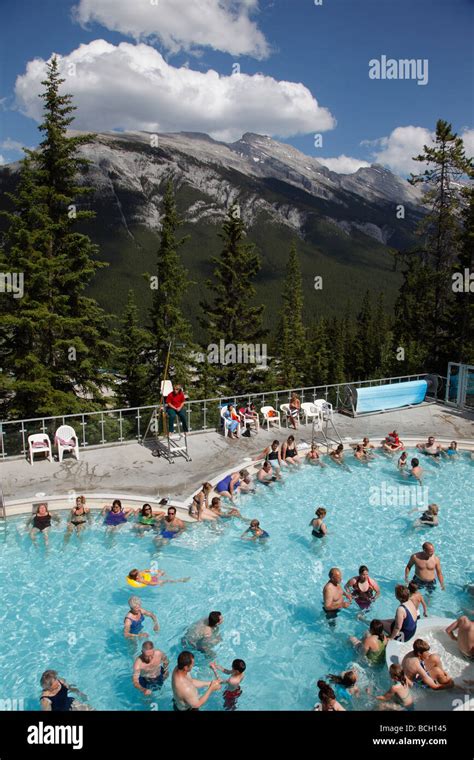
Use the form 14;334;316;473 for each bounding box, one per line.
277;242;308;387
146;180;195;397
392;253;432;373
115;290;150;408
0;56;112;418
407;119;473;369
448;185;474;364
307;318;329;386
327;317;345;386
352;291;376;379
200;204;265;394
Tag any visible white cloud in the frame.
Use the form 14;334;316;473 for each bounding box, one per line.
0;138;27;152
73;0;270;58
461;128;474;158
366;126;435;175
318;155;370;174
0;155;5;165
14;42;335;142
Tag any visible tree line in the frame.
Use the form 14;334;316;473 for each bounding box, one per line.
0;58;472;420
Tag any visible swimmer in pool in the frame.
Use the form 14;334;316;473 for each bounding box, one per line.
408;581;428;619
380;585;418;642
40;670;92;712
382;430;404;454
132;641;169;696
210;658;246;711
102;500;133;531
401;639;453;690
27;503;61;545
446;616;474;659
345;565;380;610
128;569;190;586
413;503;439;528
183;612;224;655
442;441;458;458
323;568;352;620
310;507;328;538
133;503;165;534
257;460;280;484
306;443;326;467
406;458;424;484
328;670;360;698
124;596;160;640
397;451;408;470
154;506;185;545
241;519;269;541
64;496;90;542
314;679;346;711
349;619;388;664
172;651;221;711
416;435;442;458
376;664;414;710
405;542;445;592
329;444;345;465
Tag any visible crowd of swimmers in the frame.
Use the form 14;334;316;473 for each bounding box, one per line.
31;428;473;711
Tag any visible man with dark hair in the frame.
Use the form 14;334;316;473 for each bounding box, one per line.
211;658;246;711
183;611;224;654
402;639;453;690
172;651;221;711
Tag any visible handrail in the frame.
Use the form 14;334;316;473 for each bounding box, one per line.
0;373;444;460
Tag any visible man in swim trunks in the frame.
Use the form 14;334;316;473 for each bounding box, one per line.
132;641;169;696
405;541;445;593
446;616;474;658
408;458;424;484
210;658;246;711
172;651;221;710
323;568;352;621
416;435;441;457
124;596;160;640
345;565;380;611
184;611;224;655
401;639;453;690
257;461;279;484
154;506;185;543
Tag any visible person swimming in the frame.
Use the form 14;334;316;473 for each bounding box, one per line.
128;568;190;586
442;441;458;458
102;500;132;529
310;507;327;538
328;670;360;703
313;679;346;711
376;664;414;710
350;619;388;664
241;519;269;541
154;507;186;543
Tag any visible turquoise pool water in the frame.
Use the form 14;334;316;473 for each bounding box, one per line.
0;450;472;711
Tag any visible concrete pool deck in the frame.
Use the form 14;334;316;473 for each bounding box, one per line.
1;401;473;512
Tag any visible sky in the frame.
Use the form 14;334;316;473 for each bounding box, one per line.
0;0;473;175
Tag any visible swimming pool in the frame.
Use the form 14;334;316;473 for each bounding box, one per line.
0;450;472;711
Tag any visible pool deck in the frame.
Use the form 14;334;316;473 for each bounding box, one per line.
1;401;473;513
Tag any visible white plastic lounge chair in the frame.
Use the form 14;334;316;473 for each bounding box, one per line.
300;402;321;426
260;406;281;430
312;399;334;421
28;433;52;465
220;406;241;438
238;406;260;434
54;425;80;462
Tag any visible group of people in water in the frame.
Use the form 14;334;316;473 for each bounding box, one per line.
33;426;472;712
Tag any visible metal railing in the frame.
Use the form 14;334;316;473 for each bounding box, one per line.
0;374;441;459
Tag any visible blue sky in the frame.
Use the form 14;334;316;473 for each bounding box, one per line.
1;0;473;174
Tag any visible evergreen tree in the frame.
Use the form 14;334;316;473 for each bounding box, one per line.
327;317;346;386
115;290;150;408
306;318;330;386
146;180;195;397
406;119;473;369
352;291;376;379
277;242;308;387
448;184;474;364
392;253;432;373
0;56;112;418
200;204;265;394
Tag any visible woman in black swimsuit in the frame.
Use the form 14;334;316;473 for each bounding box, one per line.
281;435;299;466
310;507;327;538
40;670;92;711
27;504;60;545
64;496;90;542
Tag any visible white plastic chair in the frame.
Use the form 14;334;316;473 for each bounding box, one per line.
28;433;52;465
238;406;260;433
260;406;281;430
301;402;321;426
54;425;80;462
313;399;334;421
280;403;301;428
220;406;241;438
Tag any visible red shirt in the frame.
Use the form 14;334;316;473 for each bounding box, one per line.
166;390;185;410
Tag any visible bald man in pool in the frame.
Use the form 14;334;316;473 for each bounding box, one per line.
323;568;352;623
404;542;445;593
446;616;474;659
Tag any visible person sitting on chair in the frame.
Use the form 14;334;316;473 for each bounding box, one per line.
165;384;188;434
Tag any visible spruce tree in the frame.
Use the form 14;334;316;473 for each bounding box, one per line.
352;291;376;379
448;185;474;364
307;318;329;386
146;180;195;397
200;204;265;394
277;242;308;388
0;56;112;418
407;119;473;369
115;290;150;408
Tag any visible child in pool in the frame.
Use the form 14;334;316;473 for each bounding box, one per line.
241;520;269;541
376;664;414;710
210;659;246;711
398;451;408;470
328;670;360;699
128;569;190;586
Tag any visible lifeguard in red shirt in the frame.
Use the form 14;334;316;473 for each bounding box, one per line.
165;384;188;433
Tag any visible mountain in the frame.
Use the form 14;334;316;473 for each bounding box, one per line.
0;130;424;337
